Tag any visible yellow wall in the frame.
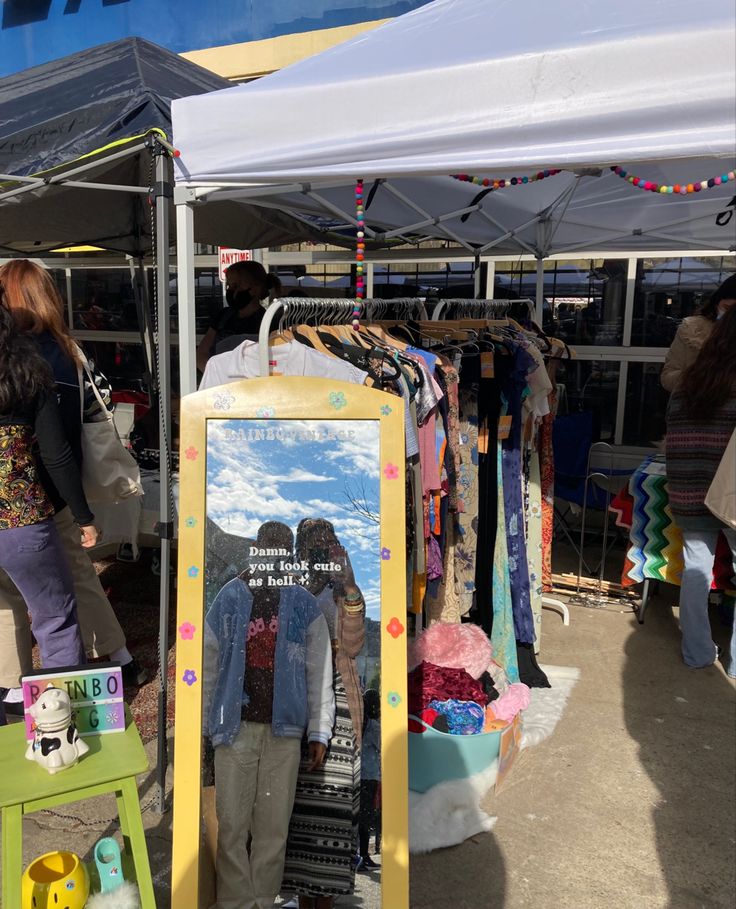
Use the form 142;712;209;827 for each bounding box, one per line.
180;19;390;81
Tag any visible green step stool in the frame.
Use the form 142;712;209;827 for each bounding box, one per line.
0;707;155;908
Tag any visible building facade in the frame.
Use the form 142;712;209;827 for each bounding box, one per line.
1;1;733;458
0;0;431;79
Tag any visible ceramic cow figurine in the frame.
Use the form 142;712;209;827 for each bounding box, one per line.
25;684;89;774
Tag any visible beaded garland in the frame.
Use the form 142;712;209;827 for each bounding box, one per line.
354;179;364;330
452;166;735;197
452;169;562;190
610;165;735;194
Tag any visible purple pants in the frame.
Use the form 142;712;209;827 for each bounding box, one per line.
0;519;85;671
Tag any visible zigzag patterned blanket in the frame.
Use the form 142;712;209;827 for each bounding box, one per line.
612;456;733;589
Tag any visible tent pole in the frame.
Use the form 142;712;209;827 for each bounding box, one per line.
153;145;173;814
535;257;545;324
473;253;481;299
127;256;155;396
175;198;197;396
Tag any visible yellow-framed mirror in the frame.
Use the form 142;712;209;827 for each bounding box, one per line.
171;377;408;909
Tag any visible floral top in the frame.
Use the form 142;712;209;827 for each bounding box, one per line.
0;424;54;530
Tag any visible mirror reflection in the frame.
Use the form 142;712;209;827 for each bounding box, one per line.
202;419;381;909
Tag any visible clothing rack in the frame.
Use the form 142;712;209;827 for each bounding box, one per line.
362;298;430;321
431;297;535;320
214;296;569;683
258;297;429;376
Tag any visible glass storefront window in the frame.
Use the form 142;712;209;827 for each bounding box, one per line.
48;269;68;306
77;340;150;394
272;264;354;299
554;359;620;443
70;269;138;332
372;262;477;299
631;256;736;346
622;362;669;447
167;267;231;335
495;259;627;343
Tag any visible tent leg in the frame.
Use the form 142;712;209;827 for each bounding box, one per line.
176;200;197;396
154;147;173;814
127;257;155;395
535;257;545;324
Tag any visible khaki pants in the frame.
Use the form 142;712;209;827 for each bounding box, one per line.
214;722;301;909
0;507;127;687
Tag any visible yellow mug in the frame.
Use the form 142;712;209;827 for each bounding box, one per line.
22;850;89;909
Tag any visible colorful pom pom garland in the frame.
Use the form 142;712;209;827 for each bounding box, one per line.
354;179;364;330
610;165;735;194
451;166;735;198
451;169;562;190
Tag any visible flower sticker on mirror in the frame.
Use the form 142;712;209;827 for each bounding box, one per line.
185;446;198;461
329;391;347;410
383;463;399;480
256;406;275;419
184;516;197;529
187;566;200;579
182;669;197;687
380;547;391;561
380;404;392;416
179;622;196;640
213;390;235;411
387;617;405;638
387;691;402;709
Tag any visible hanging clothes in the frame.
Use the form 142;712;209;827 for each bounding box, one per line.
197;301;569;694
501;344;537;645
455;387;480;616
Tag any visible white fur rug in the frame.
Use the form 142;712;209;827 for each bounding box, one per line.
409;665;580;854
85;881;140;908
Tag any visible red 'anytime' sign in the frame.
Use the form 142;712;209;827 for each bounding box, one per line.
218;247;252;282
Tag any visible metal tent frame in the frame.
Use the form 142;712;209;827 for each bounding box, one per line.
0;133;174;812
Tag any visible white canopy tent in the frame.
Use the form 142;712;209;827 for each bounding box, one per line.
172;0;736;394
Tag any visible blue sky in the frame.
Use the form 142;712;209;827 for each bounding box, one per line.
1;1;430;77
206;418;381;618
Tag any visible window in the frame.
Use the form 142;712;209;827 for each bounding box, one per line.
631;256;735;346
272;264;354;298
495;259;626;344
622;363;669;447
372;262;477;299
555;359;620;444
70;268;137;332
167;267;233;335
80;340;150;394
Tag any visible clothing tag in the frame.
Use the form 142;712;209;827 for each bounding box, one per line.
480;351;495;378
477;422;489;455
498;414;513;441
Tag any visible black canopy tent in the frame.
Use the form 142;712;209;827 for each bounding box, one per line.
0;37;322;809
0;36;319;254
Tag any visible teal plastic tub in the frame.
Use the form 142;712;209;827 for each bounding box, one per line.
408;716;505;792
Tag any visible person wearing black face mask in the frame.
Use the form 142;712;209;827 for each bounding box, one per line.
196;260;283;371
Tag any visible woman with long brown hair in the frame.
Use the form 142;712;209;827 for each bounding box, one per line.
0;302;97;712
666;302;736;671
0;260;145;713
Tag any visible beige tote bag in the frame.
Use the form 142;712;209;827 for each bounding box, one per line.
705;428;736;530
77;351;142;505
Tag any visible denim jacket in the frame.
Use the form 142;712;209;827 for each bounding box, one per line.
203;578;334;748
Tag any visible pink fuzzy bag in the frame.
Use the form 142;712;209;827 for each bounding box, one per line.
408;622;493;680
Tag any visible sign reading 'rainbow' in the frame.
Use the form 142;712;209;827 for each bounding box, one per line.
21;663;125;742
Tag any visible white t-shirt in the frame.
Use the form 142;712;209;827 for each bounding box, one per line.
200;339;369;389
